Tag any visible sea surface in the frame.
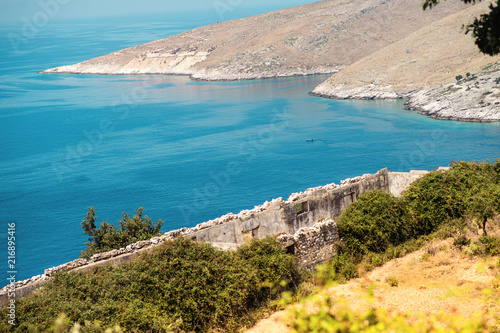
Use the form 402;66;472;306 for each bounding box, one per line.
0;12;499;283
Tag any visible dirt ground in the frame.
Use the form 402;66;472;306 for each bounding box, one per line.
245;236;500;333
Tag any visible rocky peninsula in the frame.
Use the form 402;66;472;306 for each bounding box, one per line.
42;0;467;80
405;62;500;122
41;0;500;122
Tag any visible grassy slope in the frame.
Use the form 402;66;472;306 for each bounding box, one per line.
246;221;500;333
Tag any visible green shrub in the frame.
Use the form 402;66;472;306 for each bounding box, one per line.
454;235;471;249
479;235;500;256
403;161;500;236
0;237;298;333
336;190;410;259
420;253;432;261
80;207;163;259
323;253;359;283
236;237;299;302
386;277;398;287
470;241;481;256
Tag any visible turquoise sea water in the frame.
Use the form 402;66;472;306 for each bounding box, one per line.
0;14;499;282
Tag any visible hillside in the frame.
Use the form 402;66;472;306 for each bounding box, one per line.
247;227;500;333
311;1;500;99
41;0;468;80
310;1;500;121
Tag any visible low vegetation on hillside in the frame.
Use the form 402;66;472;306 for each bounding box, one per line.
0;238;298;332
324;160;500;282
1;160;499;332
288;160;500;332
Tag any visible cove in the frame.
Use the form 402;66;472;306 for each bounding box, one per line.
0;17;499;282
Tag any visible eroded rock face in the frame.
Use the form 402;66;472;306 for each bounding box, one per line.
405;62;500;122
42;0;467;80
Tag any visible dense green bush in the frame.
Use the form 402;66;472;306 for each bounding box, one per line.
479;235;500;256
337;161;500;257
403;161;500;236
326;160;500;282
0;237;297;333
327;253;360;282
80;207;163;259
336;190;410;259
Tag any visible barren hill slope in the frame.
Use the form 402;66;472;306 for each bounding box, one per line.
42;0;468;80
311;1;500;100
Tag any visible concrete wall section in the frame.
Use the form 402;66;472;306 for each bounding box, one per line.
388;170;429;196
190;168;389;246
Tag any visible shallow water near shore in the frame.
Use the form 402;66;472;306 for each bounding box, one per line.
0;15;499;282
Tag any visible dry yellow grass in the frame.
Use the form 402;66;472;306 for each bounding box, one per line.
245;219;500;333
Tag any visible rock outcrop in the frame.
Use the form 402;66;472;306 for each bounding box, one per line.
42;0;468;80
405;62;500;122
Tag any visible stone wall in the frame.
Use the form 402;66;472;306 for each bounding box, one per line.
187;168;388;247
388;170;429;196
1;167;433;302
278;219;339;270
387;167;448;196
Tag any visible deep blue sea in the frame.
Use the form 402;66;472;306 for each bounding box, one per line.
0;12;499;283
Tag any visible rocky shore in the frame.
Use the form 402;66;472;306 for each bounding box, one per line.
40;0;500;121
311;61;500;122
404;62;500;122
310;85;402;100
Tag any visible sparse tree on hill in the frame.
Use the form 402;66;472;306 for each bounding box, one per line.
80;206;163;258
423;0;500;55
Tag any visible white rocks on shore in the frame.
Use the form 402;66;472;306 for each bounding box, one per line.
311;84;402;100
405;62;500;122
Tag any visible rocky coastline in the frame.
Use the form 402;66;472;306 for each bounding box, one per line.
403;62;500;122
309;61;500;123
39;1;500;123
309;1;500;123
42;64;339;82
309;85;404;100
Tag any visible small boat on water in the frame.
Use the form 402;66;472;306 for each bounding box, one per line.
306;139;314;142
